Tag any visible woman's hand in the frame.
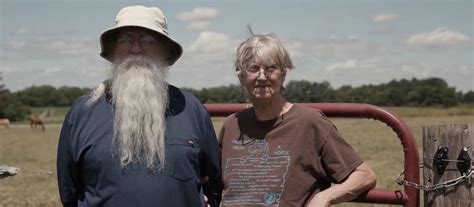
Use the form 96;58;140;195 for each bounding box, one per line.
306;193;331;207
203;195;210;207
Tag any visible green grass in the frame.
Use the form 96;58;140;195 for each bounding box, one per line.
1;106;473;206
0;124;61;206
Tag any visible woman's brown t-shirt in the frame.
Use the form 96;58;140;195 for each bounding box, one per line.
219;105;363;206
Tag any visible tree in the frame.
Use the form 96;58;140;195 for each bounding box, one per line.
405;78;459;107
285;80;313;102
16;85;56;106
285;80;334;103
5;76;466;108
463;91;474;103
0;72;31;121
15;85;91;107
184;85;247;103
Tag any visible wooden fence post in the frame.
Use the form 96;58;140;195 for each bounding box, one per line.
423;124;473;207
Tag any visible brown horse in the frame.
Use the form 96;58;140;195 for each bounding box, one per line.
30;115;45;131
0;118;10;128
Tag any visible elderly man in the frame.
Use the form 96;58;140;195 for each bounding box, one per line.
57;5;221;207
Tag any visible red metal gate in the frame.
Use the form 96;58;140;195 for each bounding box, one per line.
205;103;420;207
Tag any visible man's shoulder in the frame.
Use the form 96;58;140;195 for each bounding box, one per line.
169;85;190;96
168;85;207;114
68;95;90;111
61;95;91;123
169;85;201;105
67;93;107;118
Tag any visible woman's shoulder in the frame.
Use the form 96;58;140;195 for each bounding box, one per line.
291;104;325;118
291;105;334;127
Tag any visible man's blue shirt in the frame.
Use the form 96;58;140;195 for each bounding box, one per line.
57;85;221;207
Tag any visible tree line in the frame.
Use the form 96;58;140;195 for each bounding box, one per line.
186;77;473;107
0;84;90;121
0;77;473;121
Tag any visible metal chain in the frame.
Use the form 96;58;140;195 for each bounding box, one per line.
396;166;473;191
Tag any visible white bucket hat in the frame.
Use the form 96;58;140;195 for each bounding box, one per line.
100;5;183;66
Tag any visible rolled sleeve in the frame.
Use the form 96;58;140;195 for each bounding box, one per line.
320;126;363;183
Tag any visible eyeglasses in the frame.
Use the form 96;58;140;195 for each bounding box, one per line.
115;34;159;47
243;64;281;77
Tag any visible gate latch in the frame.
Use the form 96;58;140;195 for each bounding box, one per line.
457;147;471;175
433;145;449;175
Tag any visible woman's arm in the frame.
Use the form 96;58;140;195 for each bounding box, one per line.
306;162;376;207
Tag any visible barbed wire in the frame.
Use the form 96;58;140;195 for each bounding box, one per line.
423;156;474;163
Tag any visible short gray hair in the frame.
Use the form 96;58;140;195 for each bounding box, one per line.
235;32;294;73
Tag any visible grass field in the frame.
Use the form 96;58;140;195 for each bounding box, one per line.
0;106;473;206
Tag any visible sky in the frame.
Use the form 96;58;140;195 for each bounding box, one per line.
1;0;473;92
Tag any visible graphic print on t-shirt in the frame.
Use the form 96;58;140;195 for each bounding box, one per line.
223;138;291;205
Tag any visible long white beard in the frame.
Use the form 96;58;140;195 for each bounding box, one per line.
89;56;169;170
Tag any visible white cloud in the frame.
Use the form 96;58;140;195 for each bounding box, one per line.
458;64;473;76
302;36;384;61
187;31;232;53
324;58;379;72
372;13;400;23
397;63;473;92
326;59;358;71
399;63;435;77
176;7;220;22
169;30;238;88
407;27;471;47
185;21;211;32
1;32;104;91
6;40;26;49
4;35;97;57
329;35;359;42
1;65;17;73
15;27;30;35
43;66;62;73
47;41;68;50
46;39;89;52
285;40;303;58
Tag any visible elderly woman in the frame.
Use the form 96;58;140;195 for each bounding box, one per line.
218;32;376;206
